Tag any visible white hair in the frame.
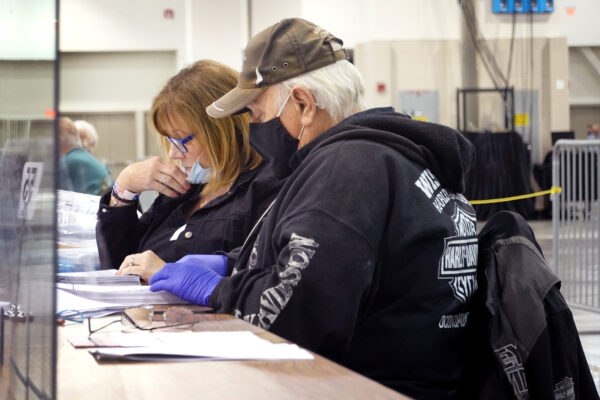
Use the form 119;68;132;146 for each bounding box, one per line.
272;59;366;123
74;120;98;148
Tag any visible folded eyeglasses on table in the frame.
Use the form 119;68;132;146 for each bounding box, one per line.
87;306;213;335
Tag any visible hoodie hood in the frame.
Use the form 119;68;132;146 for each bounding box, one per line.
290;107;475;193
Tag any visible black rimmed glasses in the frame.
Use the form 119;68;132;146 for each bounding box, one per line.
167;134;194;154
87;306;212;336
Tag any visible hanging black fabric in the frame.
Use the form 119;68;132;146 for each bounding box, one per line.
533;151;553;218
463;131;534;220
459;211;599;399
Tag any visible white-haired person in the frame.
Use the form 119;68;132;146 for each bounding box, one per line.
96;60;282;281
74;120;98;153
58;117;112;195
147;19;477;398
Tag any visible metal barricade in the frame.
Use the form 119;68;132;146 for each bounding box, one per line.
552;139;600;311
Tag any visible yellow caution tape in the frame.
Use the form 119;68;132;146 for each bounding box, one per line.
469;186;562;205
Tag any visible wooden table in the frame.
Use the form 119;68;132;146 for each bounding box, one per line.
57;312;409;400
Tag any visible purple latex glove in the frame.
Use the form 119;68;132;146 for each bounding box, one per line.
149;259;224;306
175;254;227;276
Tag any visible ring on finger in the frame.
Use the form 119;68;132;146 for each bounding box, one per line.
159;176;167;185
130;255;135;267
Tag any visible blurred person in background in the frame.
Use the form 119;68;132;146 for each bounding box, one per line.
587;123;599;140
58;117;112;195
74;119;112;181
74;120;98;153
97;60;282;281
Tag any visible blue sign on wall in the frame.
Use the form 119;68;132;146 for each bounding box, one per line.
493;0;554;13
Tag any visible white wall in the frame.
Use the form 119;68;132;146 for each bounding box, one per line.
60;0;249;71
0;61;54;116
301;0;462;46
354;41;393;109
251;0;302;36
189;0;246;70
558;0;600;46
0;0;55;60
358;0;462;42
60;0;186;64
569;47;600;105
299;0;364;47
60;51;176;112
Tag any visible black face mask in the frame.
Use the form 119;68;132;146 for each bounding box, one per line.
249;117;299;179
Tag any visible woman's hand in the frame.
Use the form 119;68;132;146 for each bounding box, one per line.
116;157;190;198
116;250;167;282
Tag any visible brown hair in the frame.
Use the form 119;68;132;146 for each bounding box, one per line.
58;117;81;149
151;60;260;196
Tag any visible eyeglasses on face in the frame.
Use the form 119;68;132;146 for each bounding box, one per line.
87;306;213;336
167;134;194;154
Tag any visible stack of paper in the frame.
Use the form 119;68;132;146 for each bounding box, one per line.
57;190;102;271
86;331;314;362
57;282;185;306
57;290;133;318
57;189;101;216
57;269;140;286
56;269;186;317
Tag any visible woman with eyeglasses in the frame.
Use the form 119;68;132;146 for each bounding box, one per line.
95;60;281;281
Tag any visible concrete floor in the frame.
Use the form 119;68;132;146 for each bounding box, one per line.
528;219;600;390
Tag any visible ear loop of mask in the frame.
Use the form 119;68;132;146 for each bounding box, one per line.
298;126;306;142
278;91;325;142
278;91;305;141
276;92;291;118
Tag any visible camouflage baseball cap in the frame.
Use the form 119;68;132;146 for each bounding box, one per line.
206;18;348;118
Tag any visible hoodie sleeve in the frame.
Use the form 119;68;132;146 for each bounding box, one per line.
210;209;378;354
214;247;242;276
209;140;394;354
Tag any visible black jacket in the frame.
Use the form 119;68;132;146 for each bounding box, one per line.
211;108;477;399
96;162;282;269
463;211;599;399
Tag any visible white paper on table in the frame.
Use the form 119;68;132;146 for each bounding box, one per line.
57;189;101;215
68;333;165;348
88;331;314;361
56;289;135;318
56;282;185;305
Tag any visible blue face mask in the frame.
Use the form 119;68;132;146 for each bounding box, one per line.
184;160;212;184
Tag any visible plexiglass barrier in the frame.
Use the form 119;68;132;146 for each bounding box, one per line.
0;0;58;398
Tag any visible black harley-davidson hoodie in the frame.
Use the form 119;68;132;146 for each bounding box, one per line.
210;107;477;399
